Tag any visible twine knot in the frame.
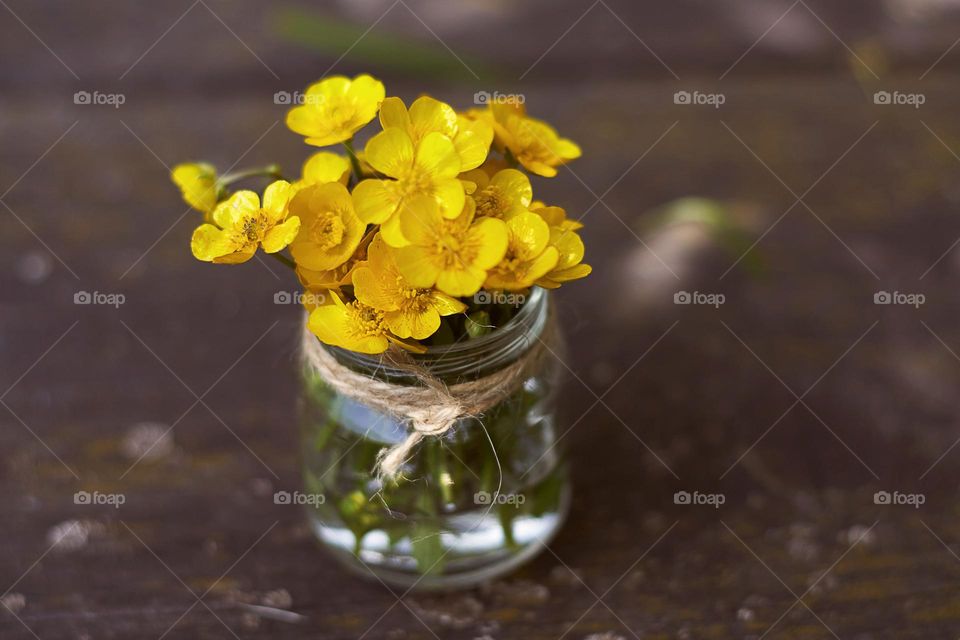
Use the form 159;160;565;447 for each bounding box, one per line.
300;316;550;481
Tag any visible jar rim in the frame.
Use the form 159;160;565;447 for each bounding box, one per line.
327;287;550;382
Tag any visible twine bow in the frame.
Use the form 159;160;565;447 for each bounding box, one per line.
300;319;547;481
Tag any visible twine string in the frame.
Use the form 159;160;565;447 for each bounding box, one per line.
300;321;547;481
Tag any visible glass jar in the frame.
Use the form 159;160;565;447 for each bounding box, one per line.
298;287;569;590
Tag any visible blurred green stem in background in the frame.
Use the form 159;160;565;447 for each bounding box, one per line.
273;8;501;81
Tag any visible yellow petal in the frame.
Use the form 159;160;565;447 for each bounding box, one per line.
191;224;231;262
507;211;551;257
521;158;558;178
491;169;532;207
433;177;466;219
555;138;582;160
212;251;256;265
453;116;493;171
305;76;350;99
172;162;217;213
352;179;399;224
408;96;457;140
379;213;410;247
436;266;485;297
379;96;410;130
468;217;508;269
285;105;333;143
365;128;414;177
345;74;386;121
414;132;460;178
352;265;397;311
387;306;440;340
526;245;560;281
431;292;467;316
212;191;259;228
262;180;292;221
262;216;300;253
398;196;442;246
302;152;351;185
396;245;439;288
551;228;585;269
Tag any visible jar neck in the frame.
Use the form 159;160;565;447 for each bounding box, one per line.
328;287;551;384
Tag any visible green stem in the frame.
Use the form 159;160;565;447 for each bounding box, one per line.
269;252;296;270
343;139;365;183
219;164;284;186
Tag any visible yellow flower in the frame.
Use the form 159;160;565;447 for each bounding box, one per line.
352;128;464;247
285;74;386;147
288;182;366;271
353;235;466;339
530;201;583;231
379;96;493;171
461;168;532;220
395;196;508;297
191;180;299;264
295;151;351;191
472;103;580;177
172;162;219;214
484;211;559;291
295;230;374;309
537;226;592;288
308;292;391;354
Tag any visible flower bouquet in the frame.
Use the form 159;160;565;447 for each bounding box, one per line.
172;74;590;588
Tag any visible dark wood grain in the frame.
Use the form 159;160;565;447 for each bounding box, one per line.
4;1;960;638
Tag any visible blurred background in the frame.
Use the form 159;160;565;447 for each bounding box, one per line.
4;0;960;637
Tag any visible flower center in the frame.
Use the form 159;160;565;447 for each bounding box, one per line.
399;167;435;199
475;186;504;218
347;302;386;338
309;210;346;250
434;228;476;270
235;211;269;248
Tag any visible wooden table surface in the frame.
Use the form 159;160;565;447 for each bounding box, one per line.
4;1;960;638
